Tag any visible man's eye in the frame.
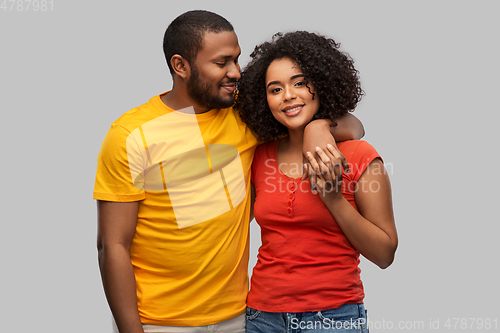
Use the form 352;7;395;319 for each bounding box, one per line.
216;62;226;67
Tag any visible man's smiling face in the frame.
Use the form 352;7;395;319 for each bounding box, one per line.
186;30;241;111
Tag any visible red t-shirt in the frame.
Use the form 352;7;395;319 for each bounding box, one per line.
248;139;381;312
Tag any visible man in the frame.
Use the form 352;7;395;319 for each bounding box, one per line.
94;10;363;333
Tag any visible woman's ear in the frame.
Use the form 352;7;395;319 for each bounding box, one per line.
170;55;191;79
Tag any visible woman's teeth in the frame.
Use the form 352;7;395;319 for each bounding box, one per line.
284;106;302;113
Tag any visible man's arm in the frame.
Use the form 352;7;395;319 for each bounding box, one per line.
304;113;364;145
97;201;144;333
330;113;365;141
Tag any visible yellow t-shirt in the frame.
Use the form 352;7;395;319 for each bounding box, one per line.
93;93;258;326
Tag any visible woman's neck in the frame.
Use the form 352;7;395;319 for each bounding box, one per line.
283;128;304;152
277;129;305;178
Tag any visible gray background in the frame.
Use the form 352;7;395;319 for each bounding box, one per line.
1;0;499;332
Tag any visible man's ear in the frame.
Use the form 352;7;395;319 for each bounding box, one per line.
170;55;191;80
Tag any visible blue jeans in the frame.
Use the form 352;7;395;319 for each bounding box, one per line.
246;303;369;333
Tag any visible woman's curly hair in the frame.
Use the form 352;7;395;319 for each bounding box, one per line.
235;31;364;142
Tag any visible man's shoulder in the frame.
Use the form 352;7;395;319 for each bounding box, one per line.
219;105;247;126
111;95;168;132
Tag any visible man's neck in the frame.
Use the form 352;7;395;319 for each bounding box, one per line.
160;89;211;114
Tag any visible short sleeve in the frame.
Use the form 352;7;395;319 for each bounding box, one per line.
343;140;382;183
93;124;146;202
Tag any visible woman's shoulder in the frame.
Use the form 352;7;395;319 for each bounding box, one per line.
252;140;280;180
337;140;382;181
255;140;279;155
337;140;378;157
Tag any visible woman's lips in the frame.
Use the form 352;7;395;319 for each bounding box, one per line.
282;104;304;116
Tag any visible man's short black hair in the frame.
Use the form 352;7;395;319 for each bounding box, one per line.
163;10;234;74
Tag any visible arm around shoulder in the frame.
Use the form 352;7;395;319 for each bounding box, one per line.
330;113;365;141
303;113;364;144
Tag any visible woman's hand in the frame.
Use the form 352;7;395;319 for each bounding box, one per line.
304;144;347;202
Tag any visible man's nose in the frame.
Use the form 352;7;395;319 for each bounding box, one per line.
227;62;241;80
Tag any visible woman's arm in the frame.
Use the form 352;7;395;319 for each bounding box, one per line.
305;147;398;269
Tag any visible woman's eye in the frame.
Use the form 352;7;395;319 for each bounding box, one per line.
270;87;281;93
295;81;305;86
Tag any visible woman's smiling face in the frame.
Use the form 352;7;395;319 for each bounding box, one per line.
265;57;320;132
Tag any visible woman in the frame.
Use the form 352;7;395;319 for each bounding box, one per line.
236;31;398;332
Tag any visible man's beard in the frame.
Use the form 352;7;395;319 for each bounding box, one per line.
186;66;236;110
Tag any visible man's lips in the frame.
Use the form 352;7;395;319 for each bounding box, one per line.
221;82;237;93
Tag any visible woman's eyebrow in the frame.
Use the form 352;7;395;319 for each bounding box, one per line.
291;74;305;80
266;80;280;89
266;74;305;89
